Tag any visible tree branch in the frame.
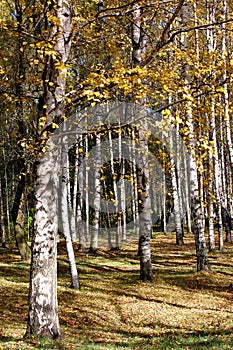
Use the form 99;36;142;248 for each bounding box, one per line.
141;0;185;66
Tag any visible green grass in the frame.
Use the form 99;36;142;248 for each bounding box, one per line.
1;233;233;349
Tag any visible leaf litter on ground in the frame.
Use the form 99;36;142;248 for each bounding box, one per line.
0;232;233;349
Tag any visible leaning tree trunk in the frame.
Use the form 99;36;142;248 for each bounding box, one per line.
74;139;86;250
61;127;80;289
26;0;72;339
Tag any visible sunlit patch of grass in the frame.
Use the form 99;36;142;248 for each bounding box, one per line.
1;233;233;349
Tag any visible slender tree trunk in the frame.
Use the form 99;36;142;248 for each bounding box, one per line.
89;132;101;252
221;0;232;243
181;1;210;271
188;149;210;271
14;192;31;261
0;178;6;248
131;127;140;236
66;152;77;243
61;133;80;289
3;147;11;240
169;107;183;245
137;118;153;281
85;133;90;244
132;4;153;281
183;149;192;233
208;148;216;251
75;139;85;250
211;100;224;251
11;174;31;260
206;2;215;252
222;0;233;169
108;128;119;248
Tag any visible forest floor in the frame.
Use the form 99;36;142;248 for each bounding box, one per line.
0;232;233;349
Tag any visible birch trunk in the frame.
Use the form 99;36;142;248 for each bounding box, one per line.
61;135;80;289
109;128;120;248
181;1;210;271
211;98;224;251
85;133;90;244
183;149;192;233
206;2;215;251
26;0;72;339
89;132;101;252
188;149;210;271
67;153;77;243
169;104;183;245
75;139;85;250
131;127;140;236
132;4;153;281
221;0;232;242
222;0;233;169
207;145;215;251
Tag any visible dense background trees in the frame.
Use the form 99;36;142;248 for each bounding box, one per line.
0;0;233;340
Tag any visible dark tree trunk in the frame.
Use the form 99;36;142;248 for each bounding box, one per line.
15;193;31;262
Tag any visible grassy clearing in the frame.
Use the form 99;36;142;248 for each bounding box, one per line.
1;232;233;349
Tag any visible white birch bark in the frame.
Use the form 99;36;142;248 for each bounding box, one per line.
131;127;140;236
108;128;120;248
27;145;61;338
169;99;183;245
206;1;215;251
89;132;101;252
188;129;210;271
211;98;224;250
182;1;210;271
221;0;232;242
162;171;167;233
207;108;215;251
75;138;85;249
206;2;224;250
120;159;127;242
66;152;77;242
26;0;72;338
132;4;153;281
222;0;233;168
85;133;89;244
183;149;192;233
61;134;80;289
208;176;216;252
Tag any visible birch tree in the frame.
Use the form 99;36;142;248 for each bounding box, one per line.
180;1;210;271
26;0;72;339
131;4;153;281
61;126;80;289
